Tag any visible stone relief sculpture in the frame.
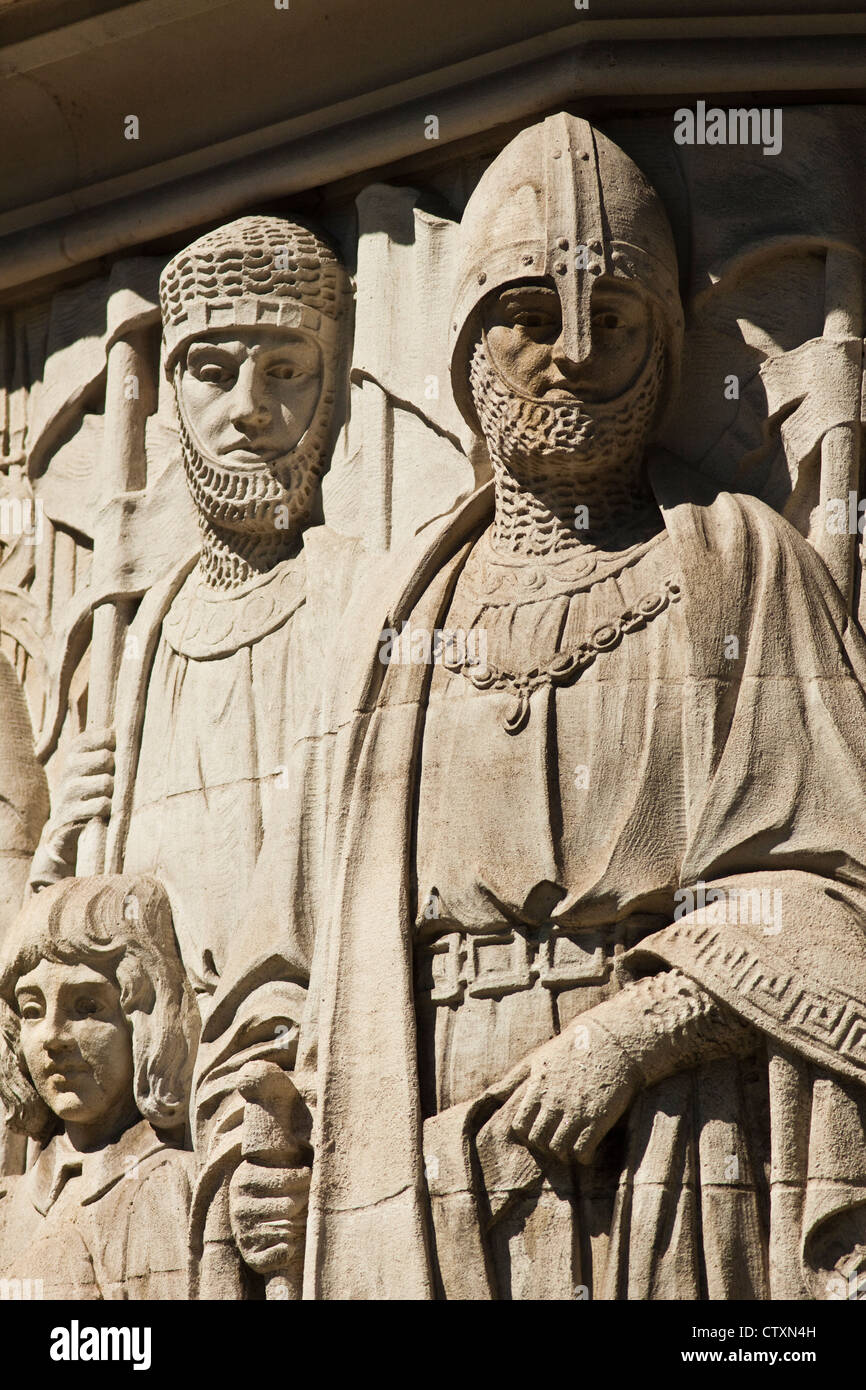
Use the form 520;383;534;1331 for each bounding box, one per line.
0;647;48;1179
28;217;357;995
0;874;198;1298
10;219;361;1296
0;648;47;942
198;113;866;1301
2;98;866;1306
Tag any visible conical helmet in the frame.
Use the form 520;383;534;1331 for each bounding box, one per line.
449;114;684;432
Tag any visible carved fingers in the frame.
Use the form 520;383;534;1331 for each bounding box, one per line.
59;727;116;826
506;1022;639;1167
47;726;116;837
229;1160;310;1278
29;728;117;887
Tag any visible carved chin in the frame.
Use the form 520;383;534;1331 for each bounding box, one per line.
178;409;327;535
40;1077;100;1120
468;333;666;474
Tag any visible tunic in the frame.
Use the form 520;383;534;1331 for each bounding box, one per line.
0;1120;193;1299
123;557;309;989
415;526;684;1111
414;524;699;1296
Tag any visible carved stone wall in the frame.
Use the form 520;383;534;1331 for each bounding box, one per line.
2;1;866;1308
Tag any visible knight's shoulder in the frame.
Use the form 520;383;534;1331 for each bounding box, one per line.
715;489;825;572
714;487;797;536
652;452;811;553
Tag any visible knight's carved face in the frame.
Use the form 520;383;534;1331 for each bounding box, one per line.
15;958;136;1144
177;326;323;465
481;277;654;403
468;272;666;476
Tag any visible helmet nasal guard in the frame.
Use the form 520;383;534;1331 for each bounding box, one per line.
449;114;683;434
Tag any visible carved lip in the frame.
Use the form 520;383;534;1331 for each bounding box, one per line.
217;444;280;464
542;389;593;403
45;1064;90;1083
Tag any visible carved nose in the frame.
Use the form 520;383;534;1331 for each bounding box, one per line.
551;331;594;377
230;364;270;429
550;281;594;376
43;1030;74;1057
230;398;270;429
550;334;596;394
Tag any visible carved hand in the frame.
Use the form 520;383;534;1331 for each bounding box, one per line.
29;727;115;888
229;1160;310;1279
505;1017;641;1166
488;969;756;1170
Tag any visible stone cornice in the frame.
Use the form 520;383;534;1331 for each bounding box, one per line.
1;4;866;300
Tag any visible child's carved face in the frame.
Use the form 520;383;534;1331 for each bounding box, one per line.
14;959;137;1149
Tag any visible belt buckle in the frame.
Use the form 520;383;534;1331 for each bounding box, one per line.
466;930;533;998
536;926;609;988
422;933;465;1005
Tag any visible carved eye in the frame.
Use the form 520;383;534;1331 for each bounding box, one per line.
267;363;306;380
593;311;621;331
195;363;234;385
75;996;101;1018
19;1002;43;1021
506;308;558;334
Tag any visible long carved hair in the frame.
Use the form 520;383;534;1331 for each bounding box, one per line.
0;874;199;1142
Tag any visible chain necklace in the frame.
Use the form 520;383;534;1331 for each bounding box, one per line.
441;576;682;734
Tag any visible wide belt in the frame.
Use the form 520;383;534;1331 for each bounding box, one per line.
415;923;624;1006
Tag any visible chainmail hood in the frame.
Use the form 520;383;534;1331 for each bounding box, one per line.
160;216;349;373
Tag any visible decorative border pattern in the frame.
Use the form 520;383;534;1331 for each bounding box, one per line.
646;920;866;1075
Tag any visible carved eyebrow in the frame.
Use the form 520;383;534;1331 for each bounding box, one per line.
258;342;319;362
499;286;558;302
56;975;115;993
590;280;647;305
186;342;243;360
14;985;44;1007
186;338;319;362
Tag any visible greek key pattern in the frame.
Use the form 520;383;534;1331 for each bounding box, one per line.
655;921;866;1073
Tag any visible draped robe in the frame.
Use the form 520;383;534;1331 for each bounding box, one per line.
195;456;866;1299
102;525;362;1298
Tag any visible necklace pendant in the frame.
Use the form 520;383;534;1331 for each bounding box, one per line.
503;689;531;735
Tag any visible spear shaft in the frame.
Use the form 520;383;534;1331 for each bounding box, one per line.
77;329;152;876
817;246;863;613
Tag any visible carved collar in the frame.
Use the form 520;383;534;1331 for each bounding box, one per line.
460;524;667;607
22;1120;177;1214
444;574;682;733
162;556;306;659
